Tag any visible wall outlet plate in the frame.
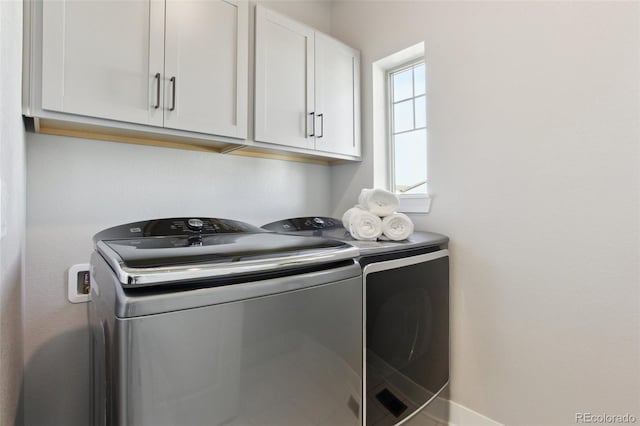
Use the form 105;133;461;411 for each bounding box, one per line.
67;263;91;303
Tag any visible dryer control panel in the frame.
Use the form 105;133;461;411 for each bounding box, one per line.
262;216;343;232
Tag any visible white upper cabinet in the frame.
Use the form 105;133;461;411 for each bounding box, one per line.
164;0;247;138
254;6;361;159
42;0;165;126
314;32;360;157
40;0;248;139
254;6;314;150
29;1;359;161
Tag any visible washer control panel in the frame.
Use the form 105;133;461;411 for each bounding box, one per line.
262;217;343;232
93;217;264;242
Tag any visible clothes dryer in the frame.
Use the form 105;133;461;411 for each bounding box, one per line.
263;217;449;426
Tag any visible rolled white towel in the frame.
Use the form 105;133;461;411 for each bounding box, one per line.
358;188;399;217
342;207;382;241
382;213;414;241
341;206;359;229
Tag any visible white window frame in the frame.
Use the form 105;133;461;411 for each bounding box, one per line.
371;42;431;213
387;60;431;213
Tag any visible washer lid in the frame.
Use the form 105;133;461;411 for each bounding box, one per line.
97;231;359;287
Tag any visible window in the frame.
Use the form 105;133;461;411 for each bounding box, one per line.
389;61;427;196
372;43;430;212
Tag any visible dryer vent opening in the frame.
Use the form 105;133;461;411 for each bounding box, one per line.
375;388;408;418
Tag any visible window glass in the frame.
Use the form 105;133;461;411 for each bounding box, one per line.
393;100;414;133
390;61;427;195
393;69;413;101
393;129;427;194
414;95;426;129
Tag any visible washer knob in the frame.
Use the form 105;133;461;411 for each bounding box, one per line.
187;218;204;231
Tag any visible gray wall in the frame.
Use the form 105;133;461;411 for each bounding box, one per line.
0;0;26;425
330;1;640;425
23;2;334;425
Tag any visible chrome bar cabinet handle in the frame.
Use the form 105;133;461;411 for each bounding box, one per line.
170;76;176;111
308;112;315;137
154;73;161;109
317;113;324;138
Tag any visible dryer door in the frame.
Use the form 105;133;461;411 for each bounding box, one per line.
364;250;449;425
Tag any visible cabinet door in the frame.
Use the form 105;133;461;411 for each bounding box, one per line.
164;0;248;139
254;6;315;150
314;33;361;157
41;0;164;126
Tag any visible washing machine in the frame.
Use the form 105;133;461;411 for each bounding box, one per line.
89;217;363;426
262;217;450;426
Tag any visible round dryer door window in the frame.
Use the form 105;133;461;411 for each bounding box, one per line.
369;288;433;370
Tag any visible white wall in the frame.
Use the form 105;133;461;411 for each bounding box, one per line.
22;2;334;425
330;1;640;425
262;0;332;34
0;0;26;425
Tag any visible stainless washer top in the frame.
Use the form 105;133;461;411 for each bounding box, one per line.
94;217;360;287
262;216;449;256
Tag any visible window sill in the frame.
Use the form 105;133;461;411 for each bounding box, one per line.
398;194;431;214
